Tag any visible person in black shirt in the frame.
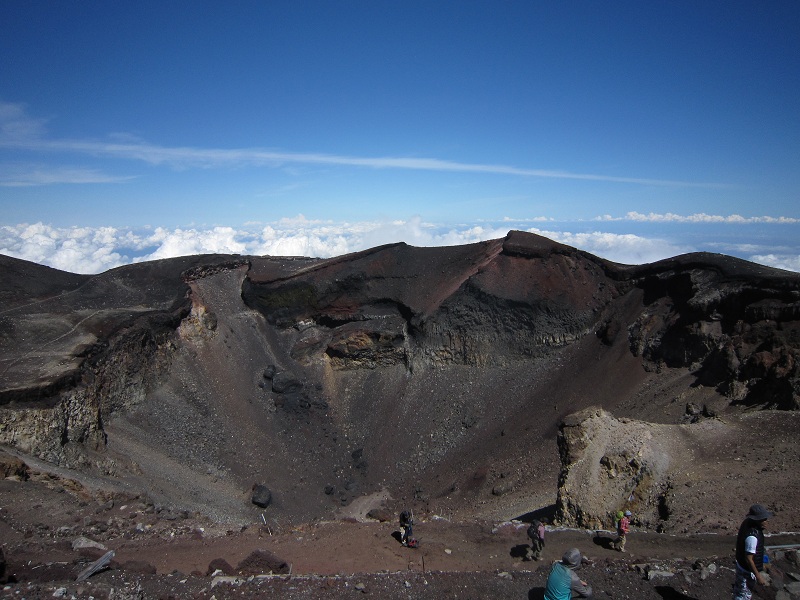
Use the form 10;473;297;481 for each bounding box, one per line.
733;503;773;600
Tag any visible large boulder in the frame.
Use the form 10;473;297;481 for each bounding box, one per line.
552;407;800;534
555;408;671;530
236;549;290;575
0;452;29;480
251;484;272;508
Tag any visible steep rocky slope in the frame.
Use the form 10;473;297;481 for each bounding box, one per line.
1;231;799;538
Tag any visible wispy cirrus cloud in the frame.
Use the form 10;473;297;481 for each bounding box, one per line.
596;211;800;224
0;101;48;140
0;101;725;188
0;163;136;186
3;137;727;187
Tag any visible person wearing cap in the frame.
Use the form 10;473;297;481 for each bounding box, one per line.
733;503;773;600
544;547;593;599
613;510;631;552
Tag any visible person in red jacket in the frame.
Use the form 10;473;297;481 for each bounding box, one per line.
613;510;631;552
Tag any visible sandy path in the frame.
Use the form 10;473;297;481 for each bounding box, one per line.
108;520;800;576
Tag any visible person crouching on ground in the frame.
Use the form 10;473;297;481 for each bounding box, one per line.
544;548;593;600
399;510;414;547
733;503;773;600
613;510;631;552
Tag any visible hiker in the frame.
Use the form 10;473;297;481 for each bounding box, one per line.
399;510;415;547
613;510;631;552
544;548;593;599
526;519;546;560
733;503;773;600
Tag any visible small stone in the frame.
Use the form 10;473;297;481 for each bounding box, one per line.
788;551;800;568
211;576;243;588
72;536;107;551
647;570;675;580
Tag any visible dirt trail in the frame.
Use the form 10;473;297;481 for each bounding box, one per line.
4;474;800;600
108;520;800;577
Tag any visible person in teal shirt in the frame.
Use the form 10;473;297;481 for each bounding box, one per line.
544;548;593;599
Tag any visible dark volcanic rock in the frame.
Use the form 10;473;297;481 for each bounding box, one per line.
251;484;272;508
366;508;393;522
0;253;247;465
120;559;157;575
236;549;290;575
271;371;303;393
0;451;29;480
625;254;800;409
206;557;235;576
242;233;621;369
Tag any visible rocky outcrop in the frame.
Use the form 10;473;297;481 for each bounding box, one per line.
555;408;672;530
0;254;240;466
236;549;291;575
241;236;800;411
553;406;800;534
0;450;29;479
242;232;622;370
626;256;800;410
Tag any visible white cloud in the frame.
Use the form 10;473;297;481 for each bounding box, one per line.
0;219;510;274
749;254;800;273
526;228;692;265
502;216;552;222
136;227;248;262
0;223;127;273
4;137;719;186
0;163;135;186
0;101;48;140
607;211;800;224
252;229;350;258
2;219;798;275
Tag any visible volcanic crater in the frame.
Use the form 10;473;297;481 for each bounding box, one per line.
2;230;799;599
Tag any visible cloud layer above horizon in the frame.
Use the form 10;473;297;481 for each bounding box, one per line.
2;213;799;275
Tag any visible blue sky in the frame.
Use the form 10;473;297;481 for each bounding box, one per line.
1;1;799;274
